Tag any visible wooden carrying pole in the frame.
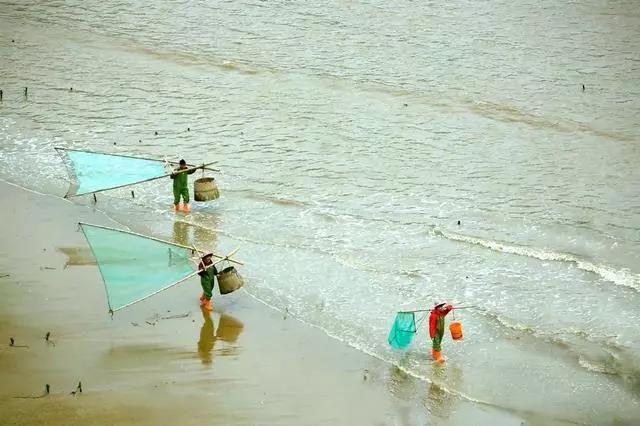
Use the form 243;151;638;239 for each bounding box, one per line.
170;162;217;176
194;246;244;269
399;305;476;314
79;222;243;266
55;147;221;172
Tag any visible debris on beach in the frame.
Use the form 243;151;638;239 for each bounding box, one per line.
44;331;55;346
9;337;28;348
70;381;83;395
144;312;192;326
161;313;191;320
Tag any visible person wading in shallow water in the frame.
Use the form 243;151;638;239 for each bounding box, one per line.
170;159;197;212
198;253;217;312
429;302;454;363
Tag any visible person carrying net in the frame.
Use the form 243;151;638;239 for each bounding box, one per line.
429;302;454;363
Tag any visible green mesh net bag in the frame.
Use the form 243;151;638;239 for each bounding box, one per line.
387;311;417;350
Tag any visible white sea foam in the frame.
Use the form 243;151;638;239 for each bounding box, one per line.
434;229;640;292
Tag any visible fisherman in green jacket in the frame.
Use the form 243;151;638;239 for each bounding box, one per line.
170;159;197;212
198;253;217;312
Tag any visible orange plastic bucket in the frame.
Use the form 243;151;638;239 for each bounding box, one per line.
449;321;463;340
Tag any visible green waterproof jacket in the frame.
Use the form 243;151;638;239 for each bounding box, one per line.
171;167;196;191
198;264;217;299
199;266;217;288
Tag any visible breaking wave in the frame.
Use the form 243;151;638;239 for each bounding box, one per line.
433;229;640;292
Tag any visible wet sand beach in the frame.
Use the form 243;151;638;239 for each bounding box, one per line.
0;181;522;425
1;1;639;423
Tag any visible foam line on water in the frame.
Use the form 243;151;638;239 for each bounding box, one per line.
433;229;640;292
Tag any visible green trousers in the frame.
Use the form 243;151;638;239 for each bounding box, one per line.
199;267;216;300
432;317;445;351
173;186;189;205
432;333;444;352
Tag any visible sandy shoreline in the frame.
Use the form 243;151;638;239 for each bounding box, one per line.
0;180;523;425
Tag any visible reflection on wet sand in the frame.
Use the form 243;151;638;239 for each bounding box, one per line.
192;220;218;249
426;363;463;420
172;221;190;247
58;246;96;267
387;359;464;424
197;309;244;365
387;365;417;425
102;343;188;373
172;219;219;250
198;310;215;364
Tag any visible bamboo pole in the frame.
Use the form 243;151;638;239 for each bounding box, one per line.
398;305;476;314
71;161;217;197
78;222;243;266
55;147;221;172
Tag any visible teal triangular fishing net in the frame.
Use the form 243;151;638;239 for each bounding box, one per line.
80;223;196;312
57;148;167;196
388;311;417;349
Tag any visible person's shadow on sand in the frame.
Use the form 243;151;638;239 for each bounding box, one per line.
197;309;244;365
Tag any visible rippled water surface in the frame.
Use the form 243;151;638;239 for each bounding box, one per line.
1;0;639;423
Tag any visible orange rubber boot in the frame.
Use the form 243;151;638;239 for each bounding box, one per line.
174;204;181;212
182;203;191;213
199;293;206;304
201;299;213;312
432;349;444;363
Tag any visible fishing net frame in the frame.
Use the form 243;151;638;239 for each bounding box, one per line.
55;147;216;197
79;222;199;313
